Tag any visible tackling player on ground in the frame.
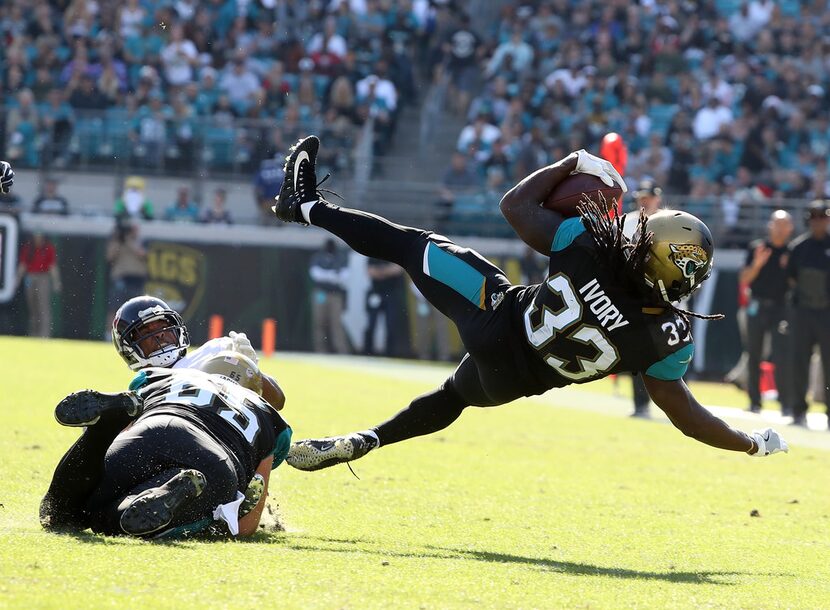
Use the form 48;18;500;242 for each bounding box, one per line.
41;351;291;537
274;136;788;472
41;297;290;537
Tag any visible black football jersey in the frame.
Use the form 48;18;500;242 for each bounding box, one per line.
130;368;288;482
509;217;695;393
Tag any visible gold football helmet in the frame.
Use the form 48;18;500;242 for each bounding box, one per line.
640;210;714;302
196;350;262;395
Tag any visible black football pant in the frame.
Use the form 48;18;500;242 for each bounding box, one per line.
40;409;132;530
310;202;523;446
790;307;830;419
745;302;791;410
42;413;239;536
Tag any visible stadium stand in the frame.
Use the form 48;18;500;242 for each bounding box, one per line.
1;0;827;242
441;0;830;241
0;0;430;179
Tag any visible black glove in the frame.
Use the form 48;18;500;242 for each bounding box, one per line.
0;161;14;194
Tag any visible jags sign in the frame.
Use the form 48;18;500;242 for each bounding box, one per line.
145;243;206;319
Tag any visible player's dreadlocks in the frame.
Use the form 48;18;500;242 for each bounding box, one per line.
577;196;723;323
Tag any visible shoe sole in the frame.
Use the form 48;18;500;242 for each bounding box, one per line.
239;474;265;517
55;390;138;427
272;135;319;222
286;438;356;471
120;469;207;536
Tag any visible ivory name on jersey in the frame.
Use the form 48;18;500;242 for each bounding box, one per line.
513;217;695;391
130;367;288;484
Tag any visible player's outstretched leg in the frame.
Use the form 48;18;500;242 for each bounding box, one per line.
118;469;207;537
273;136;511;325
273;135;426;265
55;390;141;427
287;381;469;471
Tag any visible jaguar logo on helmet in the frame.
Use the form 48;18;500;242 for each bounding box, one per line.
669;243;709;281
639;210;714;302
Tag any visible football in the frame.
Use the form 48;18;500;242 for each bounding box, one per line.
543;173;624;217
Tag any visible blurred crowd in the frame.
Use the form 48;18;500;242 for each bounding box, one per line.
439;0;830;237
0;0;437;176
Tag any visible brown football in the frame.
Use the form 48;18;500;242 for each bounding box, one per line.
542;173;624;217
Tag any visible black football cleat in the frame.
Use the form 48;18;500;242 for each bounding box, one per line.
272;135;320;224
286;432;378;471
55;390;142;427
119;469;207;537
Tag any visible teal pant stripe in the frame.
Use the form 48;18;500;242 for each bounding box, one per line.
271;427;293;469
551;217;587;252
424;242;486;309
154;517;213;539
646;343;695;381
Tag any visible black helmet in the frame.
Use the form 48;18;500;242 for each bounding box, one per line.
112;296;190;370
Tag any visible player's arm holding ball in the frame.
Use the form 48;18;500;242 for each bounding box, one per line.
500;150;626;255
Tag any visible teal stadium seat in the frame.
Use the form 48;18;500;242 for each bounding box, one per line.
648;104;678;137
203;126;235;167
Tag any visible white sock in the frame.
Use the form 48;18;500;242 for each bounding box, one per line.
300;200;318;224
358;429;381;448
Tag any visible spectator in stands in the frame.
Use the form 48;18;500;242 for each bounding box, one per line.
16;232;61;338
457;113;500;154
485;26;534;79
443;13;483;114
161;24;199;88
105;218;147;335
68;74;110;111
165;186;200;222
220;53;261;113
5;89;40;168
118;0;146;39
356;73;397;155
114;176;153;220
309;238;350;354
31;178;69;216
694;96;734;141
254;157;284;224
201;188;233;225
307;16;348;60
41;88;74;166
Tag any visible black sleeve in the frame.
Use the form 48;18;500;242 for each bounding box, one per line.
743;241;757;269
786;242;799;279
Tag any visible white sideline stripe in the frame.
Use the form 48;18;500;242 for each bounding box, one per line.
270;351;830;452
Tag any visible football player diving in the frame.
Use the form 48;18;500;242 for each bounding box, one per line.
273;136;788;473
40;351;291;538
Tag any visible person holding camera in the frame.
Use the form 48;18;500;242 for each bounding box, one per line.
105;219;147;337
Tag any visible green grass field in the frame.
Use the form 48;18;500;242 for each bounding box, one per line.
1;337;829;609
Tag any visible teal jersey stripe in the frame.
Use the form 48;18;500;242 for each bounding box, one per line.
272;426;292;469
646;343;695;381
424;242;487;310
551;217;587;252
128;371;148;391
